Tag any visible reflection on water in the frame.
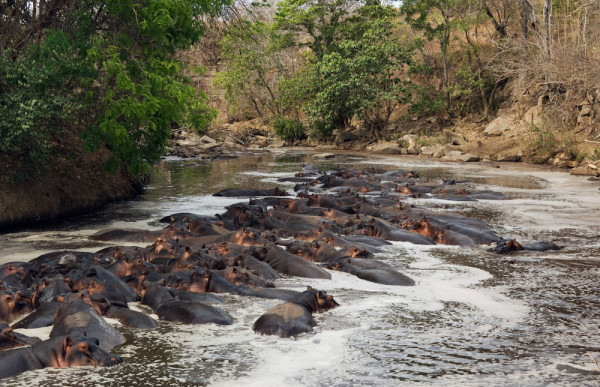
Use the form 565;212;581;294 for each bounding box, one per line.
2;151;600;385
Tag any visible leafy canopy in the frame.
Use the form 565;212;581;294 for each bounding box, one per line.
0;0;229;176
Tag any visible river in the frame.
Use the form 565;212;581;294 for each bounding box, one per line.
1;151;599;386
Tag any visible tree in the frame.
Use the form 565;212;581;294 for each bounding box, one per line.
401;0;455;111
0;0;230;176
215;19;295;120
276;0;417;136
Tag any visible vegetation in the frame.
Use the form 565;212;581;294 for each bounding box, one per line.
273;117;305;142
1;0;229;176
2;0;600;179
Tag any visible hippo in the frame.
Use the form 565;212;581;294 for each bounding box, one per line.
90;296;158;329
331;259;416;286
140;281;233;325
213;187;290;197
11;301;60;329
89;228;168;243
50;292;126;351
253;287;339;338
490;239;562;254
250;244;332;279
0;322;39;351
0;290;32;323
0;336;122;380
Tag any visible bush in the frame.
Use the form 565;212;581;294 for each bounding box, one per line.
273;117;305;142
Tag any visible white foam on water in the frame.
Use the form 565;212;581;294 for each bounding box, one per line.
12;325;52;341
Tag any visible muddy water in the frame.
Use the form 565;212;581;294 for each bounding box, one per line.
1;151;600;386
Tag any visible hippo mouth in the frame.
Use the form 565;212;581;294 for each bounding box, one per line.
100;355;123;367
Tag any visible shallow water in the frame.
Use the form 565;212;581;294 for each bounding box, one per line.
1;151;600;386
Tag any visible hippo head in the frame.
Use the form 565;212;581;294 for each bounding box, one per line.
316;291;339;311
490;238;524;254
60;336;123;368
0;324;25;350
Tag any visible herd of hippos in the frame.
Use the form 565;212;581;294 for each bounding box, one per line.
0;165;561;380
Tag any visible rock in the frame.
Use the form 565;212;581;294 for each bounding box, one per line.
334;130;360;145
432;148;445;158
484;117;512;137
457;153;480;162
199;142;220;150
570;166;599;176
271;139;285;148
369;141;401;154
495;154;521;162
199;135;217;144
580;104;592;116
401;135;421;155
441;151;480;162
420;146;438;157
313;153;335;160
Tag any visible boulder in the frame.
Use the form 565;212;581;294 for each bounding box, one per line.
199;142;220;150
570;166;599;176
401;135;421;155
432;148;445;158
484;117;512;137
441;151;480;162
199;135;217;144
369;141;401;154
420;146;439;157
313;153;335;160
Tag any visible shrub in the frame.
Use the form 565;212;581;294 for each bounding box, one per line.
273;117;305;142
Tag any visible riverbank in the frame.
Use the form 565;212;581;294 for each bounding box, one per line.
196;111;600;178
0;143;144;232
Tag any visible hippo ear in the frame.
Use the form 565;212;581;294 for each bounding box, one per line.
63;337;73;352
159;279;166;286
306;286;312;291
231;267;237;274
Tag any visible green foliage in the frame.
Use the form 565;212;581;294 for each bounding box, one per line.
0;30;92;172
82;0;222;175
273;117;305;141
449;65;494;114
528;123;581;161
1;0;228;177
529;124;560;159
276;0;418;135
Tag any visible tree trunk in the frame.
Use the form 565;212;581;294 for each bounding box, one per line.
543;0;552;56
442;5;451;111
520;0;536;39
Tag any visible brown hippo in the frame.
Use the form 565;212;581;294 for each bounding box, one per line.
0;336;122;380
253;287;339;338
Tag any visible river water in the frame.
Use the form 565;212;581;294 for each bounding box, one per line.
1;151;599;386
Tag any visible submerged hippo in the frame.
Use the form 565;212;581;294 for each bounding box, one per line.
0;336;122;380
253;287;339;338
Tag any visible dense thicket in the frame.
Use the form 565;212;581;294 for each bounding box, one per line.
0;0;229;177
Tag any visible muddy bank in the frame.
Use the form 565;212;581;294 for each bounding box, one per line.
0;162;143;233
